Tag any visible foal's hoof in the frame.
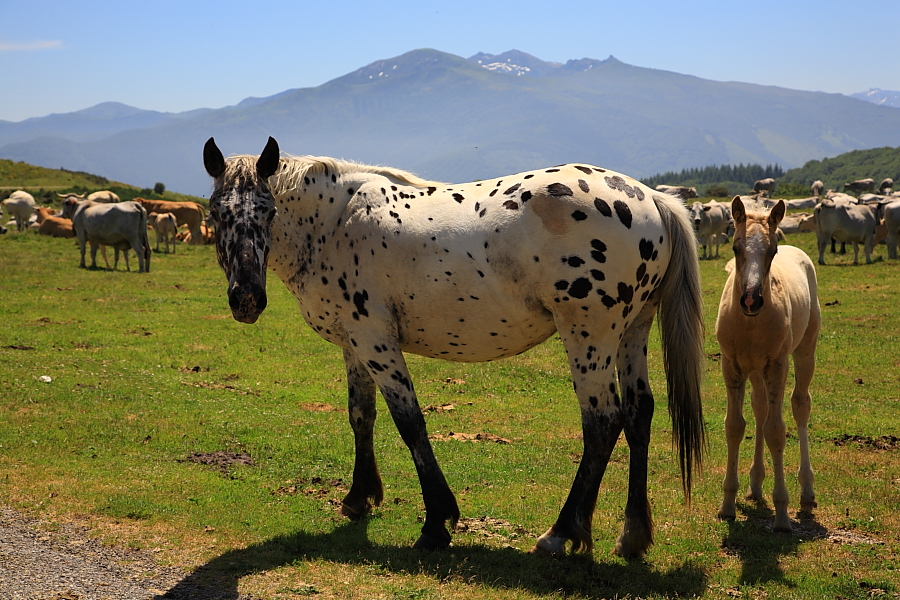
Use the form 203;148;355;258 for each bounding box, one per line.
340;499;370;520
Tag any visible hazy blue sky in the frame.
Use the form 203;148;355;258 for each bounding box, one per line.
2;0;898;122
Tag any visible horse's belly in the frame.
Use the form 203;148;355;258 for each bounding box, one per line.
397;300;557;362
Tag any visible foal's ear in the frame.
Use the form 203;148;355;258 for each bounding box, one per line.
257;136;280;180
768;200;786;228
203;137;226;179
731;195;745;223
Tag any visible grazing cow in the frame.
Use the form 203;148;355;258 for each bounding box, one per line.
203;136;706;558
134;198;205;245
690;200;731;258
148;212;178;253
779;212;814;234
752;178;776;196
882;200;900;260
178;223;215;245
716;198;820;533
813;200;876;265
811;180;824;197
878;178;893;195
844;178;875;196
70;200;151;272
2;190;36;231
655;184;698;200
785;197;818;210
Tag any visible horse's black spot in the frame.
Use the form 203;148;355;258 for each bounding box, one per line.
639;238;654;261
555;280;569;291
524;174;534;179
565;256;585;268
590;239;607;263
594;198;612;217
503;200;519;210
568;278;592;299
427;187;437;196
617;282;634;304
504;183;521;195
601;293;618;308
521;190;532;202
591;269;605;281
614;201;632;228
634;187;645;201
572;210;587;221
545;169;560;173
453;193;464;203
367;360;385;372
578;180;590;193
636;263;647;282
353;290;369;318
548;183;573;197
321;276;328;285
575;166;593;175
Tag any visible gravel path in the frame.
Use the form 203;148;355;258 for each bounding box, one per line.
0;507;258;600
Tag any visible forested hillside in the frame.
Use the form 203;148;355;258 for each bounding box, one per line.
780;146;900;192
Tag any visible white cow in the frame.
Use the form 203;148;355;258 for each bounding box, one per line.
752;178;776;195
690;199;731;259
785;197;818;210
69;200;151;272
2;190;36;231
882;200;900;260
811;180;824;197
148;211;178;253
813;200;876;265
87;190;121;203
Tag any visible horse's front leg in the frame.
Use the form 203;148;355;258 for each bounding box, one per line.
340;349;383;519
352;344;459;549
762;359;791;532
718;358;746;521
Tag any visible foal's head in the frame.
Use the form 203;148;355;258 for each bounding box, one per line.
203;136;280;324
730;196;785;316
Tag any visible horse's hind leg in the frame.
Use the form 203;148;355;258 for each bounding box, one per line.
614;302;657;558
340;349;383;519
531;329;623;557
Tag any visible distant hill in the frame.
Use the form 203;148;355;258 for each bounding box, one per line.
780;146;900;192
2;48;900;197
850;89;900;109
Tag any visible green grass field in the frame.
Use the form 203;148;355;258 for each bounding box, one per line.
1;223;898;599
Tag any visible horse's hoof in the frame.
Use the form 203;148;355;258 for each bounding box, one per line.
528;543;563;558
614;536;649;560
413;532;451;551
340;499;370;520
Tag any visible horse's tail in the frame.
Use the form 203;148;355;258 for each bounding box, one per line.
653;192;706;504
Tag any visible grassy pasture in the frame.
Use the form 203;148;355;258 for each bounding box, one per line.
0;222;898;599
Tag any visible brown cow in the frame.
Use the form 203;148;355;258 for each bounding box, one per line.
36;206;75;238
134;198;205;244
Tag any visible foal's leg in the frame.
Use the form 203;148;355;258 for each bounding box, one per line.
762;359;791;532
614;302;657;558
532;330;623;557
792;320;819;510
746;371;769;503
350;343;459;549
719;358;746;521
340;349;384;519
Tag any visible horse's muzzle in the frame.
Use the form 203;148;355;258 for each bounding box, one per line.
228;282;267;324
740;288;764;316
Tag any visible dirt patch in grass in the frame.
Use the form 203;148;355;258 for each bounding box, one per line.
180;451;254;474
456;516;530;546
272;476;348;499
430;432;512;444
831;434;900;451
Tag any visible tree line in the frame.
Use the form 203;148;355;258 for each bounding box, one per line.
641;163;785;190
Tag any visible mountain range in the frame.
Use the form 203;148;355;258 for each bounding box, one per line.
1;49;899;197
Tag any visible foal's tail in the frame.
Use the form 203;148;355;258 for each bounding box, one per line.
653;192;706;504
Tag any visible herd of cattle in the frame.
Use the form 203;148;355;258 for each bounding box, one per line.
658;176;900;265
0;190;214;272
2;174;899;271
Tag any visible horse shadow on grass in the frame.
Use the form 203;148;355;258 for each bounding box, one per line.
157;518;707;600
720;500;827;588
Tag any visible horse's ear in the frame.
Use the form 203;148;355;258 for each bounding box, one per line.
769;200;786;227
257;136;280;180
731;195;746;223
203;137;226;179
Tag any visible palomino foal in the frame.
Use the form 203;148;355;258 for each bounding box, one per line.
715;196;820;532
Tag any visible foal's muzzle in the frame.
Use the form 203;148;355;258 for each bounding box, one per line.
740;288;764;316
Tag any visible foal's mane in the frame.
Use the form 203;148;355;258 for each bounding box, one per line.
224;153;443;195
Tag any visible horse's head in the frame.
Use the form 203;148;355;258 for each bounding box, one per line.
730;196;785;317
203;136;280;324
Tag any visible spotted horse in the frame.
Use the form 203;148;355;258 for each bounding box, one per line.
203;137;706;559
